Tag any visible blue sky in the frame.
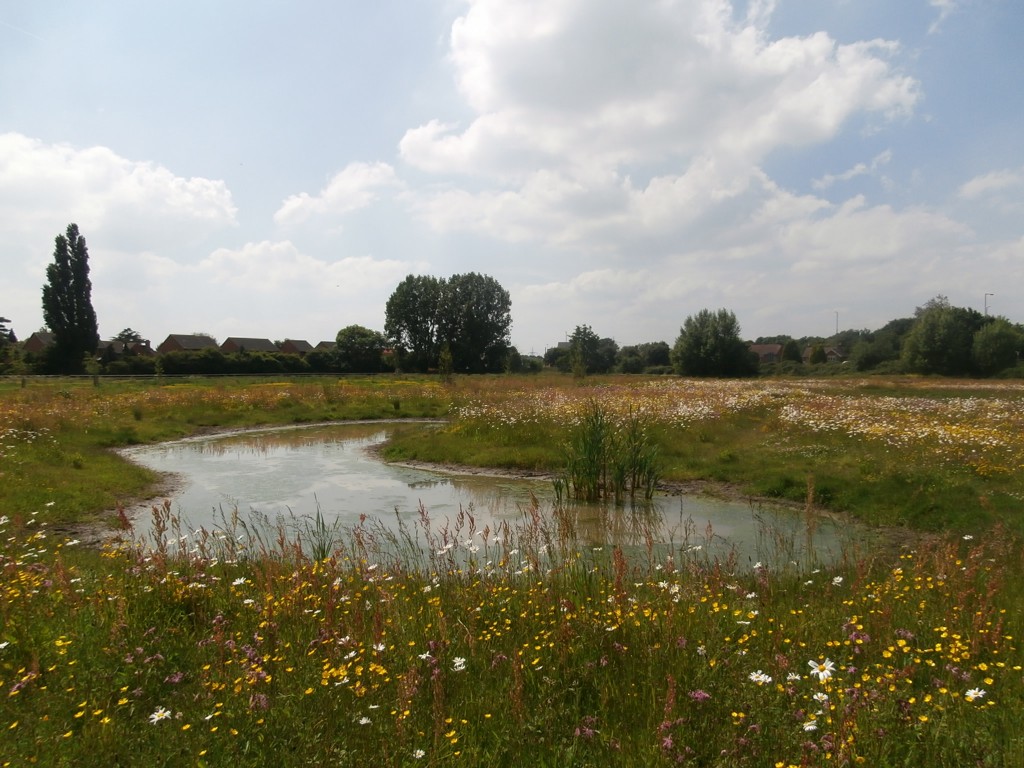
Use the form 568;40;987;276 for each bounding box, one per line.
2;0;1021;355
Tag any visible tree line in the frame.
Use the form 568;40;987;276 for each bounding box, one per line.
3;224;1022;378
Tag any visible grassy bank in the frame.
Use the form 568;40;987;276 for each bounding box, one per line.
1;374;1023;766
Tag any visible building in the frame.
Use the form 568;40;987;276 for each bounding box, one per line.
22;331;54;354
219;337;279;354
156;334;219;354
278;339;314;356
748;343;784;364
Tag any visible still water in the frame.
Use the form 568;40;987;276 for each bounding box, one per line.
121;422;846;563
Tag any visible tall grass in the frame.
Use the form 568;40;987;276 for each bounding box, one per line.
3;375;1024;764
0;499;1020;766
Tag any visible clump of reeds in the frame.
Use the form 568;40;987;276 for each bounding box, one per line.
555;400;660;503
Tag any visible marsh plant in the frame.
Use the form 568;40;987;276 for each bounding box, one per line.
1;496;1020;767
555;400;661;503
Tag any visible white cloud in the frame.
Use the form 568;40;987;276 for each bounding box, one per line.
929;0;957;34
958;168;1024;200
88;240;424;344
812;150;893;190
0;132;237;251
274;162;401;226
198;240;417;299
401;0;919;253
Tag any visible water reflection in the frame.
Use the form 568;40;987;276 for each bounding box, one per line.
121;422;848;564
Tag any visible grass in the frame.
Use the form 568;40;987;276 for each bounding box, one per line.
1;373;1024;765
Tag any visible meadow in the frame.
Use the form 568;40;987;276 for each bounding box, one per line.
1;374;1022;766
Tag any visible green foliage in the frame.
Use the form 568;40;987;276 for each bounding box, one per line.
781;339;802;363
809;345;827;365
849;322;909;372
544;345;570;372
385;274;443;372
436;272;512;373
973;318;1024;377
671;309;757;377
113;328;145;344
335;325;387;373
902;296;985;376
569;325;597;378
552;402;662;503
0;487;1020;766
40;224;99;374
438;342;454;384
385;273;511;373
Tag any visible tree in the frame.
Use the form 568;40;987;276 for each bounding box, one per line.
114;328;144;345
849;317;913;372
616;345;645;373
569;325;600;376
617;341;672;373
0;317;14;373
973;318;1023;376
544;345;571;372
384;275;443;372
901;296;984;376
671;308;757;377
436;272;512;373
781;339;802;363
41;224;100;373
385;273;512;373
335;325;388;373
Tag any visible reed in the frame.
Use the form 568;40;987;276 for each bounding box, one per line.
556;400;661;503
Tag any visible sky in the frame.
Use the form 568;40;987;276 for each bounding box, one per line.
2;0;1022;356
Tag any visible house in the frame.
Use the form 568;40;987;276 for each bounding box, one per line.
315;341;337;351
219;337;279;354
23;331;54;354
278;339;314;356
802;346;846;364
96;340;126;361
157;334;219;354
128;340;156;357
749;343;783;364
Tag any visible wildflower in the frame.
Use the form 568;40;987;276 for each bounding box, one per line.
962;534;974;541
452;657;467;672
803;721;818;732
413;749;425;759
808;658;836;682
786;673;802;682
965;688;986;702
232;577;247;586
688;689;711;702
749;670;772;685
831;576;843;586
149;706;172;725
812;692;829;705
358;716;371;725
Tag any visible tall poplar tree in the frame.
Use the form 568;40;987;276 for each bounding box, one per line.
41;223;99;373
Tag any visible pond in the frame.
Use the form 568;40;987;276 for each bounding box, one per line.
120;421;849;566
